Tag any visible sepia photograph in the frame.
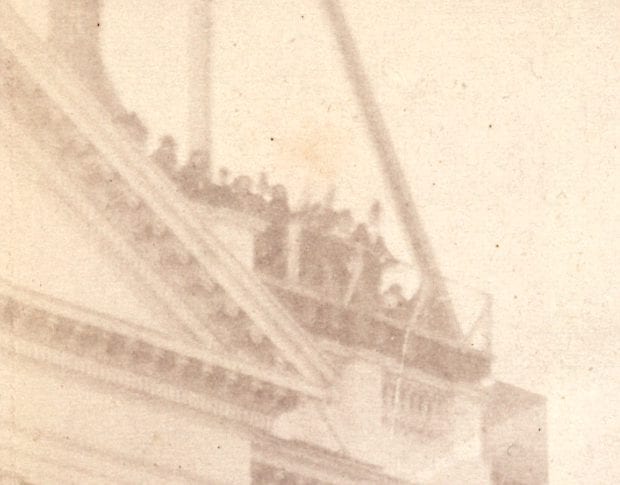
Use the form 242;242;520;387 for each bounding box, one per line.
0;1;618;483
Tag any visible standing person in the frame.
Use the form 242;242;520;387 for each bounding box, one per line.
382;283;408;320
256;185;291;278
257;172;270;199
115;111;148;146
345;222;388;310
207;167;234;207
230;175;264;215
178;149;211;198
323;210;355;300
344;223;369;306
268;185;290;223
368;199;383;245
151;135;178;176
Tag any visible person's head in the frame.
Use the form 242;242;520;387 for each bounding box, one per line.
160;135;176;149
188;149;209;167
218;167;230;185
388;283;403;296
232;175;252;194
258;172;269;192
369;200;382;226
354;222;369;235
336;209;354;233
271;184;288;202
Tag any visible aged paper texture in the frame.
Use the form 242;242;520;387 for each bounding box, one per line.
1;1;618;483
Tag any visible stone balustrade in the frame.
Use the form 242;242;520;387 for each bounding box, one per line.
382;372;455;440
265;278;491;383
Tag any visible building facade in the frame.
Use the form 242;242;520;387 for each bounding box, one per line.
0;2;547;483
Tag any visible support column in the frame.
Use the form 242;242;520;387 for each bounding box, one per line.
187;0;212;156
48;0;125;116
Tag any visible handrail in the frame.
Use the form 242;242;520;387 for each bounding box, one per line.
262;273;489;354
263;274;491;383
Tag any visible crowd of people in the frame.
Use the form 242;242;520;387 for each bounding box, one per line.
150;135;415;320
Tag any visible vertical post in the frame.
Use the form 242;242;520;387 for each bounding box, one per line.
187;0;212;157
48;0;125;116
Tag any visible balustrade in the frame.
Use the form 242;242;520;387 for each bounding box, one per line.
382;374;455;439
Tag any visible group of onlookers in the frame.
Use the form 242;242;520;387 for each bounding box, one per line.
150;136;414;320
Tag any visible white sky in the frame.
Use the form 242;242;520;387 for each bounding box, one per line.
4;1;620;482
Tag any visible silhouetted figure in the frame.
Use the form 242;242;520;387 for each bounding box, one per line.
230;175;254;212
368;199;383;244
383;283;408;320
178;149;211;198
115;111;148;145
351;222;371;247
231;175;251;194
300;203;322;231
372;235;394;264
297;204;321;285
346;222;383;309
311;186;338;232
207;167;234;207
333;210;354;237
241;177;267;217
268;184;290;223
257;172;270;198
152;135;178;176
256;185;290;277
218;167;230;186
316;210;354;299
323;237;353;300
369;199;382;226
60;124;93;160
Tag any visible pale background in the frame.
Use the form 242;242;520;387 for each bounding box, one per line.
2;1;619;483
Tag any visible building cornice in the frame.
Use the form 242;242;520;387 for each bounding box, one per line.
0;279;325;399
0;290;315;427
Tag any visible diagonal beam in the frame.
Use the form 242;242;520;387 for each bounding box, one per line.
0;108;218;350
0;0;334;386
321;0;460;337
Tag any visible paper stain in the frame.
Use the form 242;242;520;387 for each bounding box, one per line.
273;119;353;182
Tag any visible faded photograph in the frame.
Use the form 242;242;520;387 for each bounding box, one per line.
1;1;618;483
